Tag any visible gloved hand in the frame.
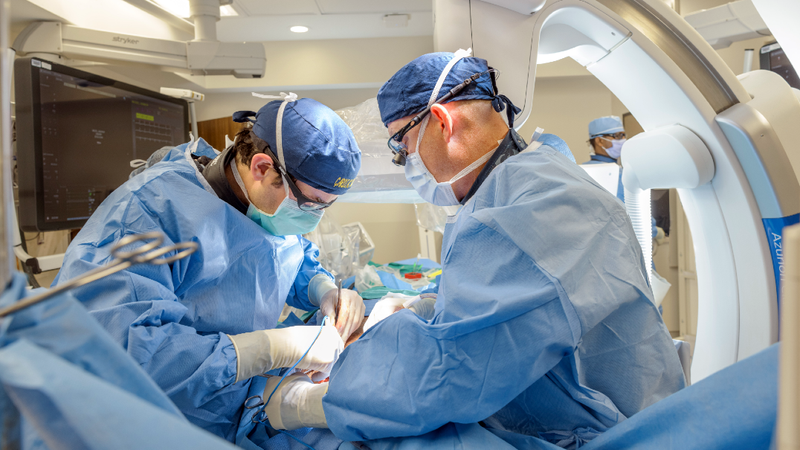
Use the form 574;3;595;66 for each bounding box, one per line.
264;373;328;430
363;292;436;333
228;323;344;383
319;288;365;341
407;293;437;320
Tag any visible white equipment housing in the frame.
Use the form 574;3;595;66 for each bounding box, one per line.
684;0;769;50
11;0;265;78
12;22;265;78
433;0;800;382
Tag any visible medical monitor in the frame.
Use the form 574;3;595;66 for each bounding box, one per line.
760;42;800;89
14;57;190;231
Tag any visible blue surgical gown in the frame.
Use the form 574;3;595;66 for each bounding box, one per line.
52;139;332;442
324;135;685;447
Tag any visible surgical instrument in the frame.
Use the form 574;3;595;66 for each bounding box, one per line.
0;231;198;318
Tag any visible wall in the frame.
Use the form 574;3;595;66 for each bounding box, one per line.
324;202;420;265
517;75;616;163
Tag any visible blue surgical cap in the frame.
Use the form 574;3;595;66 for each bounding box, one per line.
588;116;624;138
233;98;361;195
377;52;520;127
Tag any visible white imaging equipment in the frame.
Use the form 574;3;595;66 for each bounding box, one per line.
433;0;800;382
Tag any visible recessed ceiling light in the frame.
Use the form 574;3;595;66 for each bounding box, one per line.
290;26;309;33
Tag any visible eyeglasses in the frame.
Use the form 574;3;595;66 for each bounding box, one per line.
248;131;336;211
387;68;498;166
601;132;626;140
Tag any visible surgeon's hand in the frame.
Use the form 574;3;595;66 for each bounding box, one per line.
264;373;328;430
319;288;365;341
359;293;410;333
228;324;344;383
408;293;437;320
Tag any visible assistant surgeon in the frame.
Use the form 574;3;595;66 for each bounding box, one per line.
263;52;685;448
53;94;364;442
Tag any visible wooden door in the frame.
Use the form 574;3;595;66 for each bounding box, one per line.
197;117;247;151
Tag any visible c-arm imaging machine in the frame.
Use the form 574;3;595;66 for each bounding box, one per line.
433;0;800;383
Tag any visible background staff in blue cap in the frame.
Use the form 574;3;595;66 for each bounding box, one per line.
584;115;627;201
52;94;364;442
263;51;684;448
583;115;659;240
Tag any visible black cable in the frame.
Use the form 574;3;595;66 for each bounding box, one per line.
17;225;41;289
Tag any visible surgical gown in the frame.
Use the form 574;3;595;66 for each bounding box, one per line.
53;139;332;441
323;131;685;448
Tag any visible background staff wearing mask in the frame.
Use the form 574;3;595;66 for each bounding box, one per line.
583;116;658;240
582;116;627;202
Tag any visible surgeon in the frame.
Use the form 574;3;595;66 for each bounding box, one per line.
53;94;364;442
262;52;685;449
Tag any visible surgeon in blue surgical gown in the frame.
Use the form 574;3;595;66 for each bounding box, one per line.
53;95;364;443
263;52;686;449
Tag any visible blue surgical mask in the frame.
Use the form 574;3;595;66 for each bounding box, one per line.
600;137;626;159
232;160;323;236
405;115;496;206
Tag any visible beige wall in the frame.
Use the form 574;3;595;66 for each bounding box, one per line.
324;203;420;265
517;75;616;164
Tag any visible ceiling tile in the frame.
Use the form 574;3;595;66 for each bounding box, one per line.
315;0;431;14
237;0;320;16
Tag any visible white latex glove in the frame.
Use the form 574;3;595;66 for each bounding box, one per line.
319;288;365;341
228;323;344;383
264;373;328;430
363;292;418;333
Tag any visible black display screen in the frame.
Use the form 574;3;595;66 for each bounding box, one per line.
15;57;190;231
760;42;800;89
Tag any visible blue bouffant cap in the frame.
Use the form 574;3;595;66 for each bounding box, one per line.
377;52;520;127
233;98;361;195
588;116;624;138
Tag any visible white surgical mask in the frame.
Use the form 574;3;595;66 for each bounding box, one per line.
405;148;495;206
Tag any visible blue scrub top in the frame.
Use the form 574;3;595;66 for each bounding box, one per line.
53;139;332;441
324;131;684;447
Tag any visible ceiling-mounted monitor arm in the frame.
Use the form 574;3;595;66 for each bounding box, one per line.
11;0;265;79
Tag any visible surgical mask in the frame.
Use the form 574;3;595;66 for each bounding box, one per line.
405;145;495;206
600;137;626;159
231;160;323;236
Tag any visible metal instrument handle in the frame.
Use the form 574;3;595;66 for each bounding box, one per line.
0;232;198;318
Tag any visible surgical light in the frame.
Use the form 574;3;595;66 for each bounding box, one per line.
290;26;309;33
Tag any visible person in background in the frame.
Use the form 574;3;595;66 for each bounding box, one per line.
53;95;364;442
583;115;662;247
583;115;627;201
262;52;685;449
